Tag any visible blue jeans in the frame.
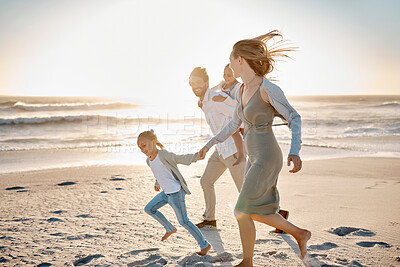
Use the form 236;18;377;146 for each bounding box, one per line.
144;189;210;250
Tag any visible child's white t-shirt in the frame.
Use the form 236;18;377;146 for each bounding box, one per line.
149;154;181;194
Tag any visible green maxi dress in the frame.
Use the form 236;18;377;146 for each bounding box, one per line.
235;84;283;215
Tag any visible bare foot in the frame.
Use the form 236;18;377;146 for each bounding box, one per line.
196;244;211;256
234;259;253;267
296;229;311;258
161;229;177;241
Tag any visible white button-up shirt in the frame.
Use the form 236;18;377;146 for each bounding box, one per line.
201;88;237;159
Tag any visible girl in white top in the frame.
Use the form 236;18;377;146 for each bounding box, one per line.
137;130;211;255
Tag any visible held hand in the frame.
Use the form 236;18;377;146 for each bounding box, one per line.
154;186;161;191
198;146;210;160
212;95;227;102
287;154;302;173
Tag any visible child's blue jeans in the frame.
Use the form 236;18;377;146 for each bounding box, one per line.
144;189;210;250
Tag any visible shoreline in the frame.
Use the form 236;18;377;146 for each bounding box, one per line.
1;143;398;175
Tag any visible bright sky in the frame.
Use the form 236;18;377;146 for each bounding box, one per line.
0;0;399;105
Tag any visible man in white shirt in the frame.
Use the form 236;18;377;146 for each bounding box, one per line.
189;67;246;228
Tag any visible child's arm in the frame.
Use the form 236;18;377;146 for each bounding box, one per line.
171;152;200;166
212;91;237;108
222;94;237;108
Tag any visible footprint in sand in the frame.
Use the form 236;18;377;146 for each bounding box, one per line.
250;251;291;261
365;181;387;189
50;233;63;236
356;241;391;248
12;218;29;222
127;254;167;267
309;253;328;258
73;254;104;266
5;186;25;191
179;254;215;266
310;242;339;250
76;214;93;218
57;182;76;186
51;210;64;214
47;218;63;222
272;252;288;260
262;251;278;256
255;238;283;245
66;234;102;240
336;257;348;263
329;226;375;237
352;229;376;237
349;260;364;266
115;188;123;190
100;191;107;193
213;252;234;262
110;177;126;181
37;263;52;267
123;248;159;256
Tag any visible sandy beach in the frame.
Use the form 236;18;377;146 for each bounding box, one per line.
1;157;399;266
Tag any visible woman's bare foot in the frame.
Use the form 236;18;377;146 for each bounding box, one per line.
196;244;211;256
234;258;253;267
296;229;311;258
161;229;177;241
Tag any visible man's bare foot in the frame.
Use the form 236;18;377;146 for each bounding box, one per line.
196;244;211;256
161;229;177;241
234;259;253;267
296;229;311;258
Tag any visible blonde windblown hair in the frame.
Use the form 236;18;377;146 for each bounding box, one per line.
232;30;297;79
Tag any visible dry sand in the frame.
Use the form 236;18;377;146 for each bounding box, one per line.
1;157;400;266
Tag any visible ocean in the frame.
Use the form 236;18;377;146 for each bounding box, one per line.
1;95;399;173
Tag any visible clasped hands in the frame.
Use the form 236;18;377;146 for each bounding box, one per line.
198;145;209;160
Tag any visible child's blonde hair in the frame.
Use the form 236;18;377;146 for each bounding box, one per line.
137;130;165;149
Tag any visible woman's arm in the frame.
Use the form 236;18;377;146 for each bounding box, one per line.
261;78;301;156
205;105;242;149
261;78;302;173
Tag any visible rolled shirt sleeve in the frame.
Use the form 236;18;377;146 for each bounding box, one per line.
262;78;302;156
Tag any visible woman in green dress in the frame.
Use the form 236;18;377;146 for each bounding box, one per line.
199;31;311;266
